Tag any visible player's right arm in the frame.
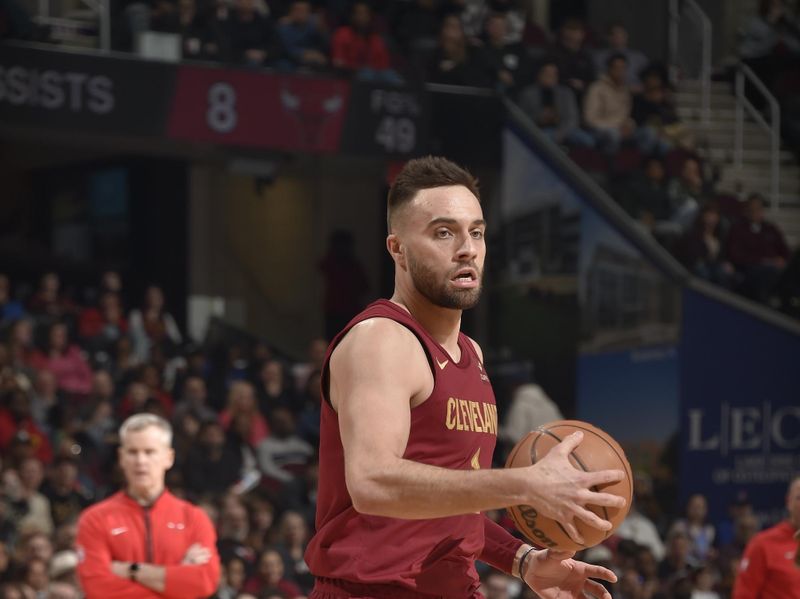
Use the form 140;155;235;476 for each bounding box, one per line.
732;537;766;599
76;510;162;599
334;317;624;541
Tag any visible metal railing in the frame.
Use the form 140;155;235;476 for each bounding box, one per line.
34;0;110;51
734;63;781;213
668;0;712;125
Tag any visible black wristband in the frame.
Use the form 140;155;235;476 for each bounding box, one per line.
129;562;140;581
518;546;537;580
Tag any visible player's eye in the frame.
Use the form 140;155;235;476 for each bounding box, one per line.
435;228;453;239
470;229;484;239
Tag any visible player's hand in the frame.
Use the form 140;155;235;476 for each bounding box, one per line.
528;431;626;544
522;548;616;599
182;543;212;565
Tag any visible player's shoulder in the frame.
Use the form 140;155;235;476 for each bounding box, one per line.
462;333;484;363
78;492;123;523
336;316;426;360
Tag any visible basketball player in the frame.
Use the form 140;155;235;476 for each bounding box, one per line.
305;156;626;598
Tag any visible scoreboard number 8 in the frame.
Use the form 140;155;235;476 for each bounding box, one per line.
207;82;237;133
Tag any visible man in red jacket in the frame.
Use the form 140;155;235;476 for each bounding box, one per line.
76;414;220;598
733;476;800;599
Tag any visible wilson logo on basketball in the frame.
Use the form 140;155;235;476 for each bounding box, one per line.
515;505;559;548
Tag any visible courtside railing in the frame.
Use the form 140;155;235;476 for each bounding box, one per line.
668;0;712;125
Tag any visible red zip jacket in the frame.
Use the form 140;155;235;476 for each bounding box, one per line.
732;521;800;599
76;490;220;599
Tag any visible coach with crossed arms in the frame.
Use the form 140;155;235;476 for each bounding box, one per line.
76;413;220;598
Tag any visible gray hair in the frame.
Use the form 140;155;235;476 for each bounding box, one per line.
119;413;173;447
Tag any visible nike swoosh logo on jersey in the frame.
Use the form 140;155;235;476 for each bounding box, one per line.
111;527;128;536
436;358;449;370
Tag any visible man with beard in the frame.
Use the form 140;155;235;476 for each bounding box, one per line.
304;156;625;598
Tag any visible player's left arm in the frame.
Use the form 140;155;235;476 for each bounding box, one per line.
481;517;526;575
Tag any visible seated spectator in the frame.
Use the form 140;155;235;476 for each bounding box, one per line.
739;0;800;94
216;555;248;599
331;1;400;83
228;0;276;66
128;285;181;363
669;493;716;564
295;369;322;446
474;11;533;95
77;291;128;358
28;369;61;436
677;203;735;288
584;54;649;153
518;60;594;147
10;457;54;535
273;510;313;592
140;362;174;416
148;0;209;59
427;14;483;86
0;275;24;326
658;528;698;589
0;390;53;465
219;380;269;447
593;23;649;89
26;272;76;321
40;458;91;529
7;318;35;371
183;420;243;498
276;0;329;71
727;192;790;301
256;407;313;490
27;322;92;397
243;495;276;555
548;18;595;100
499;380;563;447
172;374;216;426
256;359;296;417
665;157;713;235
619;156;672;228
216;496;255;566
243;547;302;597
632;70;689;154
119;378;172;417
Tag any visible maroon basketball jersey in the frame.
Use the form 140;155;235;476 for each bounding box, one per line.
305;300;498;598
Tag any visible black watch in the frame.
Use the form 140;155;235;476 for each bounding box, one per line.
129;562;140;581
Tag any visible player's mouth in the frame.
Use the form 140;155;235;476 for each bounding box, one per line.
451;268;479;289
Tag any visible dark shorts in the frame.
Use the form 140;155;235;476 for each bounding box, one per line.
309;577;482;599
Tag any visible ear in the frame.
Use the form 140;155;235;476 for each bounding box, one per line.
386;234;407;270
166;448;176;471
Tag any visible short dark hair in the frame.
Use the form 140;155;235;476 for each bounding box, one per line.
606;52;628;69
387;156;479;232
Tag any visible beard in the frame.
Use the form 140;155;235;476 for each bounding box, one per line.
406;252;483;310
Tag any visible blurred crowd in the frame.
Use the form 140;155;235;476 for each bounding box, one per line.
0;268;788;599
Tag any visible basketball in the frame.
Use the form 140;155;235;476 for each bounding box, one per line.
505;420;634;552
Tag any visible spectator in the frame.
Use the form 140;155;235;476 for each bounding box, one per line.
620;155;672;229
427;13;484;86
219;381;269;447
228;0;276;66
254;362;293;421
584;54;655;153
140;363;174;417
47;581;80;599
28;370;61;436
26;273;75;320
172;374;216;426
593;24;649;89
393;0;442;56
21;557;48;597
77;291;127;358
670;493;716;564
549;18;595;100
666;157;712;235
518;60;594;147
243;547;302;597
41;458;91;529
183;420;243;498
0;390;53;465
331;1;400;83
481;571;516;599
658;528;698;589
216;496;253;566
215;555;247;599
474;11;533;94
632;70;687;153
119;376;172;418
276;0;329;71
4;458;53;536
274;510;313;590
739;0;800;95
128;285;182;363
27;322;92;397
256;407;313;491
727;193;790;302
0;275;24;326
243;495;276;555
677;203;736;288
295;369;322;446
6;318;35;372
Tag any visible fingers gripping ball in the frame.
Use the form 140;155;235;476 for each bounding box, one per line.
505;420;633;551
